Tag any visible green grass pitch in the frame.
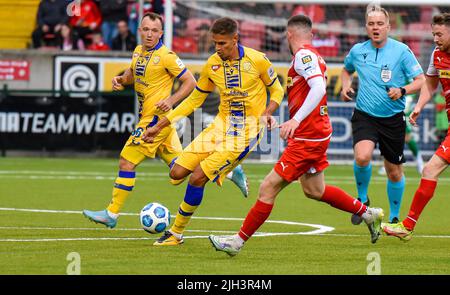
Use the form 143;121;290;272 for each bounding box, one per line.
0;157;449;274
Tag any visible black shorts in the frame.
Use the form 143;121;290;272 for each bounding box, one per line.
351;109;406;165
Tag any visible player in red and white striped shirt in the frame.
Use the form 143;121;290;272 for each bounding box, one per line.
209;15;385;256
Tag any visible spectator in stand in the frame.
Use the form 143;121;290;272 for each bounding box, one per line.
343;5;366;26
338;19;366;57
172;21;197;54
292;4;325;24
127;0;159;37
57;23;85;51
196;23;214;54
312;28;340;57
264;3;290;55
69;0;102;46
87;31;110;51
112;20;137;52
32;0;69;48
99;0;128;48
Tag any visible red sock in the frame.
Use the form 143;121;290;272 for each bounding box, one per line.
238;200;273;241
403;178;437;230
320;185;367;216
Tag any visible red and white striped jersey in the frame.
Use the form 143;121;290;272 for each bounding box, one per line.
427;47;450;121
286;44;332;140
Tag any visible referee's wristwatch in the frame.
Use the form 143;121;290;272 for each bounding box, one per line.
400;87;406;96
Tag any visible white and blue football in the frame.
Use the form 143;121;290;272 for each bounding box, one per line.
139;202;170;234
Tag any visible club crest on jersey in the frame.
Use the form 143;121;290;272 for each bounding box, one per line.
286;77;293;87
302;55;312;64
152;56;160;64
320;105;328;116
381;64;391;83
243;61;251;71
212;64;221;71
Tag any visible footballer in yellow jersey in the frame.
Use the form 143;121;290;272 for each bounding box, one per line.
81;13;197;228
142;17;284;246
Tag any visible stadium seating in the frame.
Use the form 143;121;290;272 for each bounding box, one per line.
186;18;212;38
0;0;39;49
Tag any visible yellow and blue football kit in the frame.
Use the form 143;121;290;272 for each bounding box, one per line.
156;44;284;240
108;40;187;214
167;44;284;185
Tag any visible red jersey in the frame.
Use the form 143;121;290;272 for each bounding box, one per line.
286;45;332;140
427;48;450;122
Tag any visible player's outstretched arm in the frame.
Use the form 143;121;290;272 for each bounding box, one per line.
410;75;440;126
142;88;209;143
156;70;196;112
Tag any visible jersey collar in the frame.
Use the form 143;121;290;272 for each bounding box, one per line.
237;43;245;60
147;39;163;52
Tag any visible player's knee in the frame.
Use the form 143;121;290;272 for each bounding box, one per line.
119;158;136;171
170;167;184;180
302;187;322;200
386;167;403;182
354;154;371;166
188;168;209;187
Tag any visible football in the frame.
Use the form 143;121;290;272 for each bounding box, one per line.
139;203;171;234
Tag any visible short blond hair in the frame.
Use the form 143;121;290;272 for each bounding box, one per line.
365;5;390;24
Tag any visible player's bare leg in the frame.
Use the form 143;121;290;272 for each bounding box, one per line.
154;164;208;246
210;170;289;256
301;171;384;244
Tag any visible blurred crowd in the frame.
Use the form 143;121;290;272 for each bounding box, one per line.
32;0;163;51
32;0;445;61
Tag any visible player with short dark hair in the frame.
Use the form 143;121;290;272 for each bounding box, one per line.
82;14;248;229
341;5;425;225
382;13;450;241
142;17;284;246
208;14;384;256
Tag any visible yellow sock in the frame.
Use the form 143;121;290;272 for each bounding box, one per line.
171;201;198;235
107;171;136;214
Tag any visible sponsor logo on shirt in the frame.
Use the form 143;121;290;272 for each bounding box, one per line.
302;55;312;64
439;70;450;79
175;58;185;69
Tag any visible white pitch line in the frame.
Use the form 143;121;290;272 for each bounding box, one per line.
1;170;450;183
0;207;334;242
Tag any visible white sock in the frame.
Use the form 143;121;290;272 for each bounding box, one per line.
107;210;119;219
234;234;245;247
361;208;371;221
169;230;183;239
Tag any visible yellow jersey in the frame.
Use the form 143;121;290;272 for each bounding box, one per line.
167;44;284;138
131;40;187;122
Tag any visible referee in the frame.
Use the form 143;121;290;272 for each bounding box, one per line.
341;5;425;225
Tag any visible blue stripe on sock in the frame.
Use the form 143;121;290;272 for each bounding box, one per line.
118;171;136;178
114;183;134;191
387;176;405;222
178;207;193;216
184;184;204;206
